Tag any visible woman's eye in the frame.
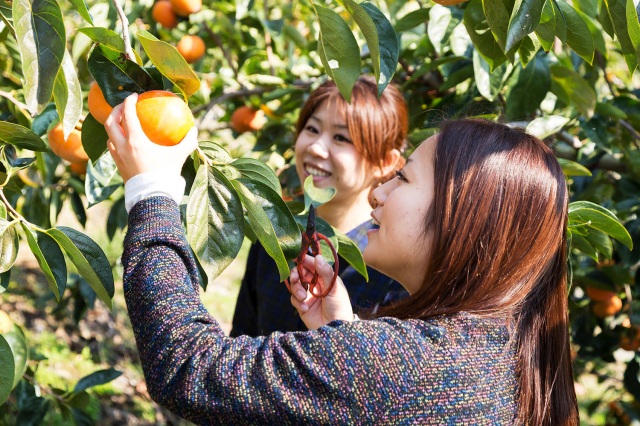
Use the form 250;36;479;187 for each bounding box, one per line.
305;125;318;134
395;170;407;182
334;134;353;144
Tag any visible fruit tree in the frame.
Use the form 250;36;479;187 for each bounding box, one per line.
0;0;639;423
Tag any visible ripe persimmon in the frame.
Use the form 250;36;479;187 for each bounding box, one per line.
47;124;90;164
177;35;206;63
592;295;623;318
230;106;266;133
87;82;113;125
586;286;617;302
170;0;201;16
69;161;87;176
136;91;194;146
152;0;178;29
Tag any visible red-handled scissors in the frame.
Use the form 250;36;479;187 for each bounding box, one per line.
285;205;339;298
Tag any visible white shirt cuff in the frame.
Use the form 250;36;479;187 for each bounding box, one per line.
124;172;186;213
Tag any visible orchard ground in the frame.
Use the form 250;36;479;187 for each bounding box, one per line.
0;200;632;424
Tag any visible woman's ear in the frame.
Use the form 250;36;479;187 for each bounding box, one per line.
375;148;402;178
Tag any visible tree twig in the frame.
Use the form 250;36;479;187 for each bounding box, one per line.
111;0;135;61
0;90;28;111
203;22;239;79
0;189;25;222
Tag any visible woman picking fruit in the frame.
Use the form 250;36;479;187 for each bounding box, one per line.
105;94;578;424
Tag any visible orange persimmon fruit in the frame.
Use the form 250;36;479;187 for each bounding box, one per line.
177;35;206;63
230;106;266;133
87;82;113;125
170;0;201;16
47;124;89;164
152;0;178;28
586;286;617;302
592;295;623;318
69;161;88;176
136;90;194;146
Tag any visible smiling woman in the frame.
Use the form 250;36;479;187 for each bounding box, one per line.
230;76;410;337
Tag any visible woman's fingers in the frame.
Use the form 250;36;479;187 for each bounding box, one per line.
104;103;125;146
119;93;145;143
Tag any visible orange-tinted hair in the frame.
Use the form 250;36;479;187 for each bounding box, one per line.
380;119;578;425
295;77;408;191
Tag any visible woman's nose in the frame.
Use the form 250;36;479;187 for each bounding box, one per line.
371;183;387;208
306;135;329;158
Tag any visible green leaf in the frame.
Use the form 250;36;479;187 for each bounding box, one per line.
303;176;336;213
603;0;638;72
234;179;291;281
505;54;550;120
186;166;244;282
395;7;431;32
482;0;512;53
0;334;15;405
81;113;108;164
506;0;545;51
335;230;368;282
569;233;598;261
553;1;594;64
52;50;82;141
85;153;122;207
67;0;92;24
568;201;632;250
12;0;66;115
535;0;555;51
3;328;28;388
231;158;281;195
199;141;234;165
137;30;201;99
0;270;9;293
0;122;47;151
473;50;510;101
626;0;640;68
315;4;361;102
20;223;66;301
73;368;121;393
584;228;613;259
0;219;19;273
464;0;507;70
343;0;399;96
236;178;301;260
557;158;591;177
525;115;570;139
517;34;540;68
550;65;596;118
47;227;114;309
87;45;160;107
77;27;125;53
428;5;453;54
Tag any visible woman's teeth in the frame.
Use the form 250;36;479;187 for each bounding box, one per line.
305;164;330;177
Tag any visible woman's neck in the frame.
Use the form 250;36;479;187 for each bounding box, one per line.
317;192;373;233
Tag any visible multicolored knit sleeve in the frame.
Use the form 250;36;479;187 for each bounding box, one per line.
122;197;518;425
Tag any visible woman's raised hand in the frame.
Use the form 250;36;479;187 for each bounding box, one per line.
289;255;354;330
104;93;198;183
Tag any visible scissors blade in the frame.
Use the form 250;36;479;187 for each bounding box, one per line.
305;205;317;239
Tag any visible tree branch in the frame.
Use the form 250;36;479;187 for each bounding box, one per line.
111;0;135;61
203;22;239;79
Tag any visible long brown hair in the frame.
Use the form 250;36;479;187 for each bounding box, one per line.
380;119;578;425
295;77;408;195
